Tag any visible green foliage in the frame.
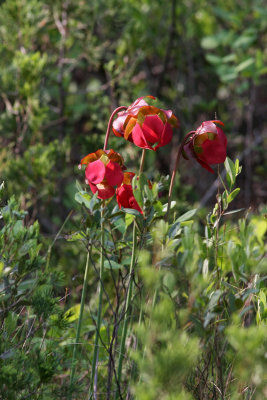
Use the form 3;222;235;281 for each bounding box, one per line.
0;0;266;398
0;194;71;399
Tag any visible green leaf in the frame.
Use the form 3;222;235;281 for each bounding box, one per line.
201;36;219;49
4;312;18;335
18;239;37;257
75;179;82;192
66;231;86;241
162;201;176;212
121;207;141;217
113;218;125;234
223;208;245;216
227;188;240;203
64;304;81;322
13;220;24;238
169;221;181;238
176;209;197;223
125;213;135;229
205;54;222;65
75;191;91;208
104;260;122;270
235;58;254;73
224;157;236;187
0;261;4;277
222;190;229;210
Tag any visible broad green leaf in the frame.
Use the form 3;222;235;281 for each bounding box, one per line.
18;239;37;257
64;304;81;322
224;157;236;187
205;54;221;65
176;209;197;223
121;207;141;217
227;188;240;203
202;259;209;279
222;190;229;210
66;231;86;241
113;218;125;234
201;36;219;49
125;213;135;229
75;179;82;192
235;58;254;73
75;191;91;208
162;201;176;212
169;221;181;238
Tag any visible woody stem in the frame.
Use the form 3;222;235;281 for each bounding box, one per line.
103;106;128;150
166;131;194;220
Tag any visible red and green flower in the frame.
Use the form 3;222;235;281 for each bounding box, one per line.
116;172;143;214
79;149;125;199
183;120;227;173
112;96;179;151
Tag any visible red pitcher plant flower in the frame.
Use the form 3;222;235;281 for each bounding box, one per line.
79;149;125;199
116;172;143;214
112;96;179;151
183;120;227;173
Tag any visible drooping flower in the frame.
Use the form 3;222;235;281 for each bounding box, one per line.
79;149;125;199
183;120;227;173
116;172;143;214
112;96;179;151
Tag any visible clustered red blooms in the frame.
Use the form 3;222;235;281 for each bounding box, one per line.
80;97;228;212
183;120;227;173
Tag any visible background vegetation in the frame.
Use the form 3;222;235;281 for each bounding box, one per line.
0;0;266;399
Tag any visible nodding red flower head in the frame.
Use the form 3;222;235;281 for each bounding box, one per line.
183;120;227;173
112;96;179;151
79;149;125;199
116;172;143;214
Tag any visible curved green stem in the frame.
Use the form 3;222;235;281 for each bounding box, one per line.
69;248;90;399
89;205;105;399
116;221;137;399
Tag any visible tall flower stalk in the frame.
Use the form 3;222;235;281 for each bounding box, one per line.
115;220;137;399
89;205;105;399
89;107;128;398
69;248;91;399
115;148;146;399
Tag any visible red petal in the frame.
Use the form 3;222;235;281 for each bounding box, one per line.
112;115;127;136
196;121;218;136
85;160;105;184
96;184;115;199
154;122;173;150
89;182;97;193
196;159;215;173
198;126;227;165
131;123;153;150
141;115;164;144
105;161;124;187
116;184;143;213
